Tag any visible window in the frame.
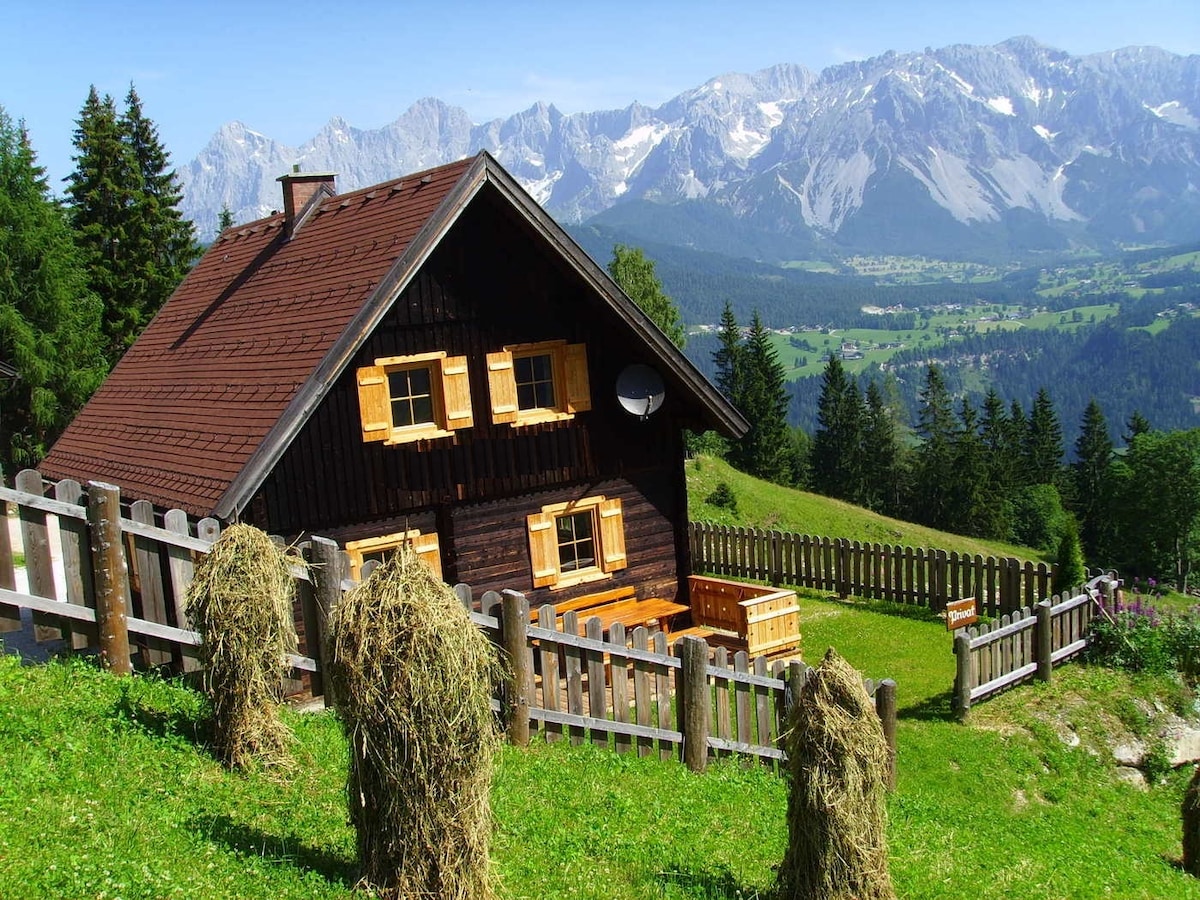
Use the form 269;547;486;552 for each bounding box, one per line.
356;351;472;444
344;530;442;581
486;340;590;426
526;495;626;589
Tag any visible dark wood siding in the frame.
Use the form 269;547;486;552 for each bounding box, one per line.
251;189;694;600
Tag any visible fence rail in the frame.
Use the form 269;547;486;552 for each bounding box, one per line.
690;521;1054;616
952;574;1117;719
0;471;897;775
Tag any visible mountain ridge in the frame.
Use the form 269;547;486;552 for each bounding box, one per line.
179;38;1200;260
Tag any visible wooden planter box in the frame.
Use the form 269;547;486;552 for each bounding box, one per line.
685;574;801;659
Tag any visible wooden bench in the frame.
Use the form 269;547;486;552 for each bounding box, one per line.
674;574;801;659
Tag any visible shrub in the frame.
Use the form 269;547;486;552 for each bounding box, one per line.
1011;483;1069;553
1053;518;1087;594
706;481;739;514
1088;589;1200;681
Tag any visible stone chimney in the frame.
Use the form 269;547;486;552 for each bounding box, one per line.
277;165;337;236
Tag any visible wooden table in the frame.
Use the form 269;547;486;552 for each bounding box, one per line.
574;597;689;635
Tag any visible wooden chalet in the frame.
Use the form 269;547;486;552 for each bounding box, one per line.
41;152;746;607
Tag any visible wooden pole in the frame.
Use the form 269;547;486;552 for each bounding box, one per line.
953;631;972;723
87;481;131;676
679;635;710;773
1036;599;1053;682
876;678;898;791
501;590;531;747
307;536;343;707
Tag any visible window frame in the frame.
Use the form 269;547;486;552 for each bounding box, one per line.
356;351;473;445
486;340;591;427
344;529;442;581
526;495;626;590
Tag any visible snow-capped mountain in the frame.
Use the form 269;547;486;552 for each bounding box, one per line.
179;38;1200;259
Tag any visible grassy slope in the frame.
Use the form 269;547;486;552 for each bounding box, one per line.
4;466;1200;898
687;454;1044;561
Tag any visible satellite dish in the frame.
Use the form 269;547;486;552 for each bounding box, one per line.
616;364;666;420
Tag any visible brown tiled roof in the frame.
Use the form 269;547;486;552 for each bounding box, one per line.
42;152;746;519
42;157;475;516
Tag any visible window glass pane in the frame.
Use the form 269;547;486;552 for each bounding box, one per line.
514;353;556;410
387;366;435;427
557;510;595;572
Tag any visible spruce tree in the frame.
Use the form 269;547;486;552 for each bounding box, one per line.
0;108;106;470
1124;410;1151;445
607;244;685;349
729;311;792;483
978;389;1016;539
811;357;864;502
912;365;956;530
948;398;988;536
1024;387;1064;487
65;84;198;365
1071;399;1114;561
712;301;743;404
217;204;235;235
861;380;902;515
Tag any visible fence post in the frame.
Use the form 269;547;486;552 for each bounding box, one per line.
953;631;972;722
87;481;131;676
501;590;531;747
876;679;898;791
679;635;710;773
1036;600;1053;682
307;536;343;707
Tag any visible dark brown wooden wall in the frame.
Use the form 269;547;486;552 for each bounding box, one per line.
252;187;696;599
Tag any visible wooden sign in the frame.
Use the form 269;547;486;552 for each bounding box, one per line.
945;597;978;631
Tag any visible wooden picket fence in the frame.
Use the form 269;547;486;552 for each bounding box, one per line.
690;521;1055;616
952;573;1118;720
0;471;898;775
458;585;896;776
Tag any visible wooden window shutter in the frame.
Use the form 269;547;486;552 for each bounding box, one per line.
564;343;592;413
526;512;558;588
486;350;518;424
408;532;443;580
598;498;627;572
440;355;473;431
356;364;391;442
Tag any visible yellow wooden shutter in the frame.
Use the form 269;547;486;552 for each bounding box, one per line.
598;498;627;572
564;343;592;413
440;355;473;431
356;364;391;442
527;512;558;587
487;350;518;424
408;531;443;580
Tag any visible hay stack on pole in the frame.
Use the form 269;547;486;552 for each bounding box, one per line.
775;648;896;900
327;545;501;900
185;523;299;769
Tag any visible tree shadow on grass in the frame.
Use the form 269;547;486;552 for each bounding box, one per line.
192;813;357;887
655;862;768;899
899;688;956;722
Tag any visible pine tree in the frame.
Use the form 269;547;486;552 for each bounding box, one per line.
65;85;199;365
607;244;685;349
0;108;106;470
948;398;988;536
912;365;956;530
1071;399;1114;561
729;311;792;483
1024;387;1064;486
978;389;1016;539
811;357;864;502
712;301;743;404
861;379;902;514
217;204;235;235
1124;410;1151;445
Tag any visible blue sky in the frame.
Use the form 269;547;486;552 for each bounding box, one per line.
4;0;1198;189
